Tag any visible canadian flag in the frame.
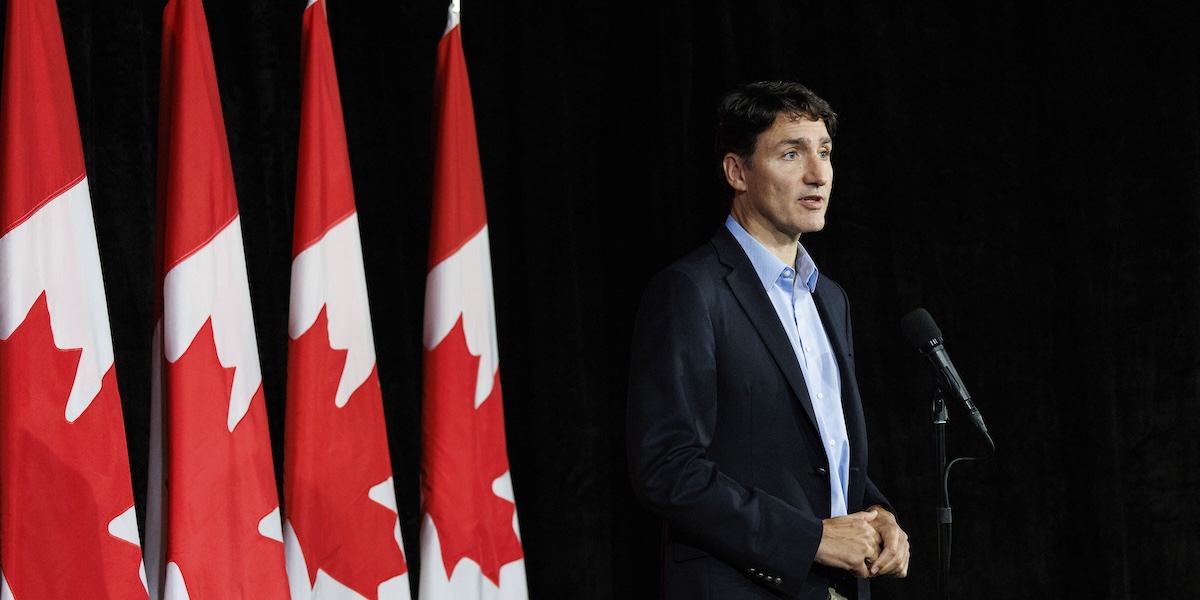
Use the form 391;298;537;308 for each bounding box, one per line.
143;0;290;598
418;2;528;600
0;0;147;597
282;1;412;599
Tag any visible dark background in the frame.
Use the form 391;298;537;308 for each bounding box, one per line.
4;0;1199;598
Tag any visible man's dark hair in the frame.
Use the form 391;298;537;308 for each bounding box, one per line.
715;81;838;169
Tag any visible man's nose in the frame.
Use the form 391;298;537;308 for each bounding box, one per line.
803;159;830;186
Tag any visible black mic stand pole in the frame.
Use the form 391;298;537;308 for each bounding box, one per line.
932;387;951;600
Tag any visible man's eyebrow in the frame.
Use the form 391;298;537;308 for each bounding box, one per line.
777;136;834;148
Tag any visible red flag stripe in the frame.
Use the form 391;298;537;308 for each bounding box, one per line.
0;0;86;236
428;21;488;268
292;0;357;257
155;0;240;279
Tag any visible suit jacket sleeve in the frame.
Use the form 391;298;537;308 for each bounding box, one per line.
626;264;823;596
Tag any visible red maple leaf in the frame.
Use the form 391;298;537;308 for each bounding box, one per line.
0;292;145;598
285;305;406;597
164;317;288;598
422;316;523;586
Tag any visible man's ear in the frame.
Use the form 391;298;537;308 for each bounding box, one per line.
722;153;748;193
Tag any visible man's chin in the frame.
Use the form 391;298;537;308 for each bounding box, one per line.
797;218;826;236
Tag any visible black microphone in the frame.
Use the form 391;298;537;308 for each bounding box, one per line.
901;308;988;434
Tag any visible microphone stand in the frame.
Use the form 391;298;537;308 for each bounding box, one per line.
931;388;951;600
930;385;996;600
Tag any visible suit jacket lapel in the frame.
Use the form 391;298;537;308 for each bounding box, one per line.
711;228;820;433
811;283;847;363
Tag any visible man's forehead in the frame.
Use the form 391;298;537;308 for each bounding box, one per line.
765;115;830;143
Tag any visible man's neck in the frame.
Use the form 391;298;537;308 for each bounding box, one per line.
728;211;799;266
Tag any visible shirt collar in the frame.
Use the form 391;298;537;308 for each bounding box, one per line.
724;215;820;293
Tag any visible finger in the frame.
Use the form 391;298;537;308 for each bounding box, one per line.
872;541;911;577
877;552;909;578
869;547;892;576
896;545;911;577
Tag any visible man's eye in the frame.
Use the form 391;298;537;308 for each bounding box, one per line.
819;149;831;159
783;151;797;159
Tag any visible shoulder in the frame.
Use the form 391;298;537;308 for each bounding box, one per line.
657;227;750;280
638;243;721;312
656;234;753;294
633;233;739;330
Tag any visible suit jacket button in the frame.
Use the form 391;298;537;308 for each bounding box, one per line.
773;577;782;586
815;467;828;476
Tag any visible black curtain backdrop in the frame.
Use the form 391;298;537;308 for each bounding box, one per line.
3;1;1199;598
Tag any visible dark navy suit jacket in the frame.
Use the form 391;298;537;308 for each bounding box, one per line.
627;227;890;599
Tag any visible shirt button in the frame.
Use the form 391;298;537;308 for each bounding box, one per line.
816;392;823;399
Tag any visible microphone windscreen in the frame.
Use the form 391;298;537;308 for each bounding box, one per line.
901;308;942;349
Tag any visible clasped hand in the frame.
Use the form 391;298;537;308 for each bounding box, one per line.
815;507;909;579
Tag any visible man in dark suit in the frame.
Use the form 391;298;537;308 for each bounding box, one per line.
627;81;909;599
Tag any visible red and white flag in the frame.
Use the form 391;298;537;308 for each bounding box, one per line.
283;1;411;598
0;0;147;597
419;2;528;599
144;0;290;597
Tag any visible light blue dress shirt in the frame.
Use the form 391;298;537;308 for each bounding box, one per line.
725;216;851;517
